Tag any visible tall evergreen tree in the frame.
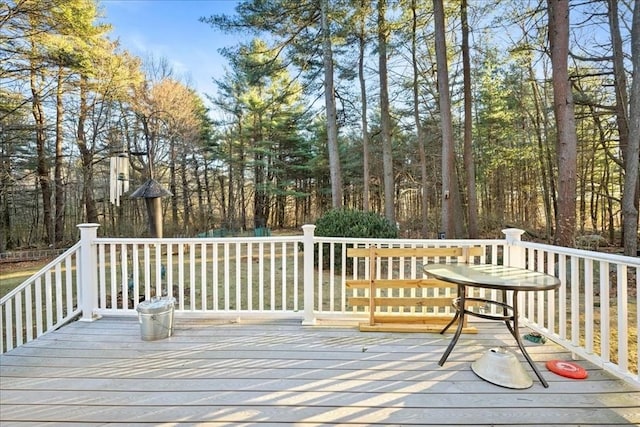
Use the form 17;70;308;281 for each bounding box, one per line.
202;0;344;211
212;39;309;229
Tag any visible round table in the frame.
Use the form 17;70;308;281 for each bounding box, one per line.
423;263;561;388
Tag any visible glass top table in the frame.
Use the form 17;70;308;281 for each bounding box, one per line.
423;263;561;388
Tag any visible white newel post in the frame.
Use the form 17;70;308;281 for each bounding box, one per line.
302;224;316;325
502;228;526;268
78;223;100;322
502;228;526;312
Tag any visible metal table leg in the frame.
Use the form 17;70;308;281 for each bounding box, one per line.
439;301;461;334
438;284;466;366
509;291;549;388
437;286;550;387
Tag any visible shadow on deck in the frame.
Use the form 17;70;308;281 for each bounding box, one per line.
1;317;638;426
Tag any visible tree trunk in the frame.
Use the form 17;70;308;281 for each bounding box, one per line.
608;0;630;162
410;0;428;236
181;154;191;230
433;0;455;237
358;0;370;212
608;0;639;251
253;116;267;229
170;137;178;229
54;67;65;245
623;0;640;256
378;0;395;224
203;158;213;225
31;65;53;245
224;127;233;229
237;119;246;231
218;175;228;225
0;141;11;251
461;0;478;238
320;0;343;209
548;0;577;247
528;66;554;241
195;157;205;228
76;75;98;225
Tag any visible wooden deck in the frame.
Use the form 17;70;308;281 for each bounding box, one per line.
1;317;638;426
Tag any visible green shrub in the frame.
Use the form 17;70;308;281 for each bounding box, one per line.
315;209;399;239
314;209;398;270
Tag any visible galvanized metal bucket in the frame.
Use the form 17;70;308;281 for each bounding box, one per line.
136;296;176;341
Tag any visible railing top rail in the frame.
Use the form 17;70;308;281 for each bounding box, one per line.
93;236;304;244
0;242;81;305
518;240;640;266
313;236;504;246
94;235;504;247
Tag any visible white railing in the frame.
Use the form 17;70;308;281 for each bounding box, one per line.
0;242;81;353
90;234;306;318
513;240;639;385
1;223;638;387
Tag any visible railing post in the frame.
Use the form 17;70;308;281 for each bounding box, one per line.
302;224;316;325
78;223;100;322
502;228;526;268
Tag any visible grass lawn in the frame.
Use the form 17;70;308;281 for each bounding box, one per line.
0;260;51;299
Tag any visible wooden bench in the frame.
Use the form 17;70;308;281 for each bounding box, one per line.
345;246;483;333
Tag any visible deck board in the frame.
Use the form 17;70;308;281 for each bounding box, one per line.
1;317;638;426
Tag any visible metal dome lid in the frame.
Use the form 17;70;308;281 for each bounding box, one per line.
471;347;533;389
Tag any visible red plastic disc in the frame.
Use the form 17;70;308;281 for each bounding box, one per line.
546;360;588;379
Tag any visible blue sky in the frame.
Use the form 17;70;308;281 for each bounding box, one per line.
100;0;244;100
